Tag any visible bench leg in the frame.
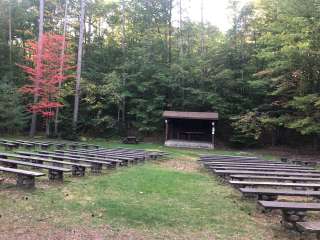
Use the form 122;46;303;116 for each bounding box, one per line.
3;162;18;169
259;194;278;201
16;175;35;189
281;210;306;230
242;193;257;200
5;146;13;151
30;160;41;169
48;170;63;181
120;161;128;167
91;163;102;174
72;166;85;177
107;163;116;169
52;162;63;167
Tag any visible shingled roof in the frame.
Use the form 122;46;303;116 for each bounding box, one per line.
163;111;219;120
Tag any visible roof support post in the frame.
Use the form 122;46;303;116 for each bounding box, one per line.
165;119;169;141
212;121;215;149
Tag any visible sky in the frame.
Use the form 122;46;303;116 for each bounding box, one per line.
186;0;252;31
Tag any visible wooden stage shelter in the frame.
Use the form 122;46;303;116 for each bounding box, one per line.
163;111;219;149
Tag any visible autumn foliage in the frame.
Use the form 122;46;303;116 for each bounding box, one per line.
18;33;74;118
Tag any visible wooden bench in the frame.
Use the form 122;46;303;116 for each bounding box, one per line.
292;159;318;167
239;188;320;201
33;142;51;150
17;151;113;174
297;222;320;239
0;166;45;188
230;174;320;182
206;163;312;170
122;136;138;144
16;142;34;149
199;157;259;162
54;143;66;149
230;180;320;190
204;161;302;166
258;201;320;230
214;170;320;178
200;154;258;159
202;160;286;165
39;150;123;166
68;143;79;150
54;150;133;165
210;166;318;173
85;149;145;160
0;142;18;151
91;152;144;162
0;158;71;181
0;152;89;177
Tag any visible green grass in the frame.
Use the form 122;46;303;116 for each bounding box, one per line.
0;163;267;239
0;138;282;239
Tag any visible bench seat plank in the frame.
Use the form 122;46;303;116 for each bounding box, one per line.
297;221;320;233
0;158;71;172
239;188;320;197
211;166;318;173
214;170;320;177
206;163;313;170
230;180;320;188
0;166;45;176
16;151;112;165
230;175;320;182
38;151;122;164
258;201;320;211
0;152;90;168
53;150;129;164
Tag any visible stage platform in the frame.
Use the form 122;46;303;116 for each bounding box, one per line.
164;140;214;149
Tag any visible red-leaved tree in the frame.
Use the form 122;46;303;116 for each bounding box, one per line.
18;33;74;135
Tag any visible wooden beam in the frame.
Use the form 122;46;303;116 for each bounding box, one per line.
165;119;169;141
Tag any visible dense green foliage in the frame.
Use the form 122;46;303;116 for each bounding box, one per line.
0;0;319;148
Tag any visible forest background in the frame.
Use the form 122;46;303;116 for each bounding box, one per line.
0;0;319;149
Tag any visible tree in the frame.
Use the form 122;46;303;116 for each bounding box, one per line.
0;81;27;133
120;0;126;132
54;0;69;135
8;0;12;66
73;0;86;132
30;0;45;137
18;33;73;136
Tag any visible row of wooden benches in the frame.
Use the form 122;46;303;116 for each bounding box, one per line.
0;147;167;189
0;139;101;151
200;154;320;239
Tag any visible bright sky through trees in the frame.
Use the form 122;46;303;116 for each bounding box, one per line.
188;0;252;31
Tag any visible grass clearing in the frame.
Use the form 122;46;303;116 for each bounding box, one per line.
0;163;267;239
0;139;300;239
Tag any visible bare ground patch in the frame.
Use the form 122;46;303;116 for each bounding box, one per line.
155;157;201;173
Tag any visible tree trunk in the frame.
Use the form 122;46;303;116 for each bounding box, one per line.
121;0;126;133
73;0;86;131
179;0;183;56
167;0;173;65
54;0;68;136
8;0;12;66
30;0;45;137
313;134;319;151
88;16;92;44
46;118;50;137
200;0;205;55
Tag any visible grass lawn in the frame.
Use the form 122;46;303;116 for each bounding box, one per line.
0;139;300;239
